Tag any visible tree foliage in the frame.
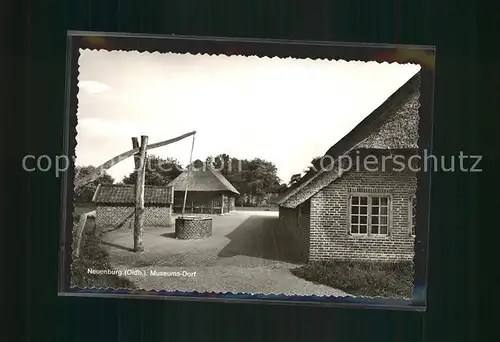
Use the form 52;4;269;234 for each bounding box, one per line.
311;156;323;169
122;155;183;186
206;154;283;206
289;173;302;186
111;152;322;207
290;156;323;186
274;183;289;194
304;156;324;173
74;165;114;203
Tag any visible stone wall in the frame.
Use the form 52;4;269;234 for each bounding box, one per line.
175;217;212;239
95;205;172;231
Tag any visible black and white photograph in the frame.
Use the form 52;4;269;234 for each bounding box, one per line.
62;34;434;305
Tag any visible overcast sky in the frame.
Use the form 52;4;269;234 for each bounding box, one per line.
75;50;420;184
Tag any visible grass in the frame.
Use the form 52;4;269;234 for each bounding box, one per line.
291;260;414;298
71;216;136;289
74;202;96;216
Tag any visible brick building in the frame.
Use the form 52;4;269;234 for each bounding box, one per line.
168;160;240;214
92;184;174;231
277;71;421;262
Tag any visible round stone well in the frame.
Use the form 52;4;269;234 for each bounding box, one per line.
175;215;213;240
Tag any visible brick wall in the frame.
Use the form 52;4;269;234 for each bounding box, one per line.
95;205;172;231
279;199;311;261
309;168;416;262
175;217;212;239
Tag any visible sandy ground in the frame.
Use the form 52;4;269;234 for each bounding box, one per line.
100;211;348;297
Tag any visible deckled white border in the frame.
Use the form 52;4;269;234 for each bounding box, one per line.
78;48;422;68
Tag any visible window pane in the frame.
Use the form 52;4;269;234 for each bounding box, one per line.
359;225;367;234
351;216;359;224
351;224;359;234
381;207;388;215
372;216;379;224
380;225;388;234
380;197;388;205
380;216;388;224
360;206;367;215
372;197;379;205
352;196;359;205
412;225;415;236
371;225;379;234
360;216;367;224
360;197;368;205
352;206;359;214
372;207;379;215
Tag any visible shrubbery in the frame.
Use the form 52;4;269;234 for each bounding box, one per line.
291;260;414;298
71;219;136;289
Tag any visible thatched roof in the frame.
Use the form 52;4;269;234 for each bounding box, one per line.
277;71;421;209
168;160;240;195
92;184;174;205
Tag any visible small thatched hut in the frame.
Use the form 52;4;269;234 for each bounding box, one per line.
168;160;240;215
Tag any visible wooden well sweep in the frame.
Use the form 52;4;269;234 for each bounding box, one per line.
174;133;213;240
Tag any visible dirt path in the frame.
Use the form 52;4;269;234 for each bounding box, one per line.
102;211;348;297
112;263;348;296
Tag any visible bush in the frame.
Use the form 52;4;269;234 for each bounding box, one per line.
73;203;96;216
291;260;414;298
71;222;136;289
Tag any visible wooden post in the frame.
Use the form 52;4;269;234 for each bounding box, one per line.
133;135;148;252
131;138;140;231
131;137;140;171
131;138;140;233
181;134;196;217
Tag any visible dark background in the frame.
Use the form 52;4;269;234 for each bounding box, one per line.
4;0;489;341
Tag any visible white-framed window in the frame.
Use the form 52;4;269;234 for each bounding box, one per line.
349;194;390;236
409;196;417;236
